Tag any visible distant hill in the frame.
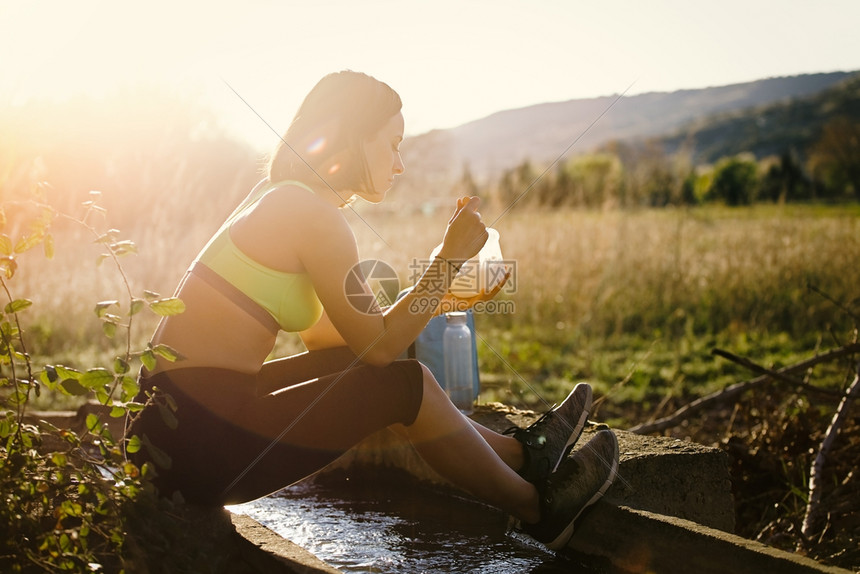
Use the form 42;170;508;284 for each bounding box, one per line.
392;71;857;202
657;73;860;164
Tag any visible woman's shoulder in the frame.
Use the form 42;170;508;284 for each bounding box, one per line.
243;179;350;233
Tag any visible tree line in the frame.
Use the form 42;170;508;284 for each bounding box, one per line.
471;116;860;209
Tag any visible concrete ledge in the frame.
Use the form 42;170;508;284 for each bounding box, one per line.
568;501;852;574
326;403;735;531
231;514;343;574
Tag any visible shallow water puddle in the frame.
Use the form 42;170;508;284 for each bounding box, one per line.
228;473;606;573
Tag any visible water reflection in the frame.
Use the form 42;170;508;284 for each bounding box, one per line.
228;471;608;573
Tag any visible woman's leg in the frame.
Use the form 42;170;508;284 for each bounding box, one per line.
237;359;539;522
468;421;525;471
255;346;359;395
398;364;539;524
217;358;428;504
390;410;526;472
142;355;538;521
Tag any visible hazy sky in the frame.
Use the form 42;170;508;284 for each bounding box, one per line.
3;0;859;148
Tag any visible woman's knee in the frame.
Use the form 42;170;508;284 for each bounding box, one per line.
419;362;443;393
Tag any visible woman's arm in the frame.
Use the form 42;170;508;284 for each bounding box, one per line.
300;196;492;366
239;186;488;366
299;310;348;350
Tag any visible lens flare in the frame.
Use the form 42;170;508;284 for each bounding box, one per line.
307;137;326;154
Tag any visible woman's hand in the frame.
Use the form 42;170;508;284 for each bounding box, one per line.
437;196;488;263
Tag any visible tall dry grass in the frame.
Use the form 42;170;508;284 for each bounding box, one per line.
350;202;860;407
355;203;860;340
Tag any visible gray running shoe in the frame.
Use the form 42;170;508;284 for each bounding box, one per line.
506;383;593;484
522;428;619;551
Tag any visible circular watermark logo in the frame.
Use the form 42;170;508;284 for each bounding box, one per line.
344;259;401;314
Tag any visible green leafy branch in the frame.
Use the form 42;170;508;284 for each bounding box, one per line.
0;182;186;572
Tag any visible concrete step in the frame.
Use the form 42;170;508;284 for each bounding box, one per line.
326;402;735;532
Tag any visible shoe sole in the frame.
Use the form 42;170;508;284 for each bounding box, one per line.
546;431;619;551
550;383;593;475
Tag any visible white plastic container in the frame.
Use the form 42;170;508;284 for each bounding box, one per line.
442;311;475;414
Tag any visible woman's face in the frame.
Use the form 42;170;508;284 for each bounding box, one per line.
358;112;405;203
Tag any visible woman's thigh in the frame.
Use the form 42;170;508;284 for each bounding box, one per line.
132;358;425;505
223;358;425;502
255;346;361;395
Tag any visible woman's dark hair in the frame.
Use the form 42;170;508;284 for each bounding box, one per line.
267;70;402;195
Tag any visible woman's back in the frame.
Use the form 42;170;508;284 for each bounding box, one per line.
149;182;336;374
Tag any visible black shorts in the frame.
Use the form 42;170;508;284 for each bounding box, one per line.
129;347;424;505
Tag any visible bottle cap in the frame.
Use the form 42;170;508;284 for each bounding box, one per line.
445;311;468;324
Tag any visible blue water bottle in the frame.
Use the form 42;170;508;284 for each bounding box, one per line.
443;312;475;414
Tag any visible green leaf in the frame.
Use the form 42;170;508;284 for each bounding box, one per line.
59;532;72;552
114;357;129;375
102;321;117;338
0;319;19;337
93;229;120;245
109;406;126;418
60;500;83;518
94;300;118;318
140;350;156;372
130;298;145;315
60;379;88;396
158;403;178;430
163;392;177;412
125;434;142;454
42;366;59;383
149;297;186;316
96;388;110;405
0;235;11;255
55;365;82;380
8;389;27;406
4;299;32;314
38;418;61;433
0;417;12;438
125;401;145;412
142;434;172;469
85;413;101;432
51;452;68;467
141;461;158;479
99;424;114;441
14;232;43;253
0;256;17;278
152;343;183;362
109;240;137;256
143;290;161;301
121;376;139;397
81;368;113;389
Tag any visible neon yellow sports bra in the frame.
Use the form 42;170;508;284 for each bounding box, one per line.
192;179;323;334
